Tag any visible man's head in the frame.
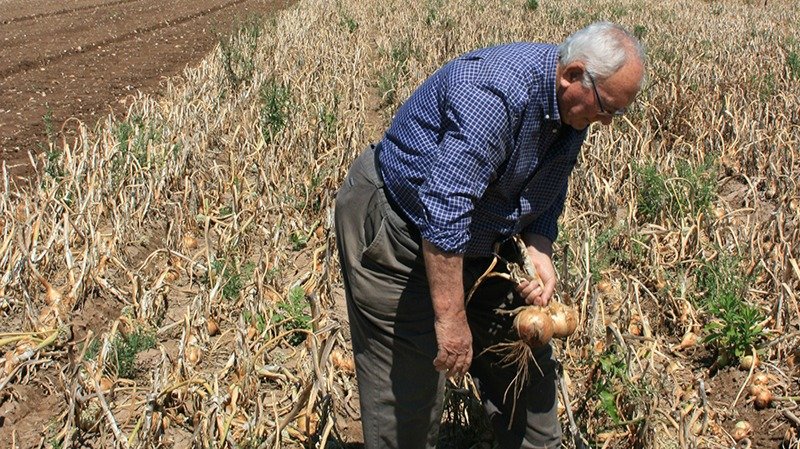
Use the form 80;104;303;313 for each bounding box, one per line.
555;22;645;130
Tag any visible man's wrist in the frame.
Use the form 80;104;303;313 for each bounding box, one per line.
523;233;554;257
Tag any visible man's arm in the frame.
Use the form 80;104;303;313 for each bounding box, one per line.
515;233;557;307
422;239;472;377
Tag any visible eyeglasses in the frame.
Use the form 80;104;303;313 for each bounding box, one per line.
587;72;626;117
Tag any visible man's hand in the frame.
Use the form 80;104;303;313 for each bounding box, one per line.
422;239;472;378
432;310;472;378
515;234;556;307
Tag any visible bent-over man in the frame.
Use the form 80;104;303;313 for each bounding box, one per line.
335;21;646;449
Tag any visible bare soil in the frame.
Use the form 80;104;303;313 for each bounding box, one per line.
0;0;293;182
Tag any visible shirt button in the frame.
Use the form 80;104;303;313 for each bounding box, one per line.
552;128;557;134
544;114;550;119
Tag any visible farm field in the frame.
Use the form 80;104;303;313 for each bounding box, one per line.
0;0;799;448
0;0;293;181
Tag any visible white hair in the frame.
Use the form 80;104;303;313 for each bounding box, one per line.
558;21;645;87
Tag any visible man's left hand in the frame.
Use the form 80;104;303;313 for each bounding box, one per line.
515;234;556;306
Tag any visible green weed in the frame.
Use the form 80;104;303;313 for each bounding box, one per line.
259;79;292;143
633;25;647;40
42;105;55;143
210;259;255;301
275;286;311;345
113;329;156;378
588;224;645;281
290;231;308;250
83;338;102;361
635;159;716;222
758;71;777;100
85;329;156;378
317;101;338;137
581;345;648;438
787;51;800;79
44;147;65;181
243;310;269;335
525;0;539;11
609;5;628;18
339;14;358;33
695;254;764;367
219;16;263;89
111;114;162;185
377;38;414;107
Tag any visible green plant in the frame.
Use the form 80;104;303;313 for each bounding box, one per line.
290;231;308;250
577;345;651;438
259;79;292;143
84;329;156;378
110;114;162;185
210;259;255;300
787;51;800;79
83;338;101;361
339;14;358;32
113;329;157;378
593;350;628;424
377;38;414;107
42;105;55;143
317;101;338;137
609;5;628;18
587;224;643;282
219;16;263;89
633;25;647;39
696;254;765;367
581;345;648;439
635;159;716;222
44;146;64;180
525;0;539;10
243;310;268;335
275;286;311;345
377;71;400;107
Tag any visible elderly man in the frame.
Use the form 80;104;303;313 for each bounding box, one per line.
335;21;645;448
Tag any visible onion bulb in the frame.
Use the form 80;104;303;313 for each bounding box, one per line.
207;318;220;336
749;384;773;409
732;420;752;441
739;354;758;370
514;307;554;348
548;302;578;338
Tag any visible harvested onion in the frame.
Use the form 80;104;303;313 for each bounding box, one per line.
548;301;578;338
732;420;752;441
514;307;554;348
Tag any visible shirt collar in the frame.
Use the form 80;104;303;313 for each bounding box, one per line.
542;47;561;124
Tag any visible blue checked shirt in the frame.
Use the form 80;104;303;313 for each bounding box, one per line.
379;43;587;256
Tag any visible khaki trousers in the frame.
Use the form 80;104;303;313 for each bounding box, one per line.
334;144;561;449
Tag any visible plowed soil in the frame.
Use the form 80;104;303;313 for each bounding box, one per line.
0;0;293;182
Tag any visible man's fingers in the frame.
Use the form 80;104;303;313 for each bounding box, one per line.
517;280;546;305
433;347;472;376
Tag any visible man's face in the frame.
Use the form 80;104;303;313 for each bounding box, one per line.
557;59;643;130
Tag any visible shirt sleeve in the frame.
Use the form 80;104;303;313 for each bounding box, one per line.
417;80;513;253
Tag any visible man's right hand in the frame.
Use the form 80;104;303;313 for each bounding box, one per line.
422;239;472;378
433;310;473;377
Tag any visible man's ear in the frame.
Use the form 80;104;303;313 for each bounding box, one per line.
559;61;586;87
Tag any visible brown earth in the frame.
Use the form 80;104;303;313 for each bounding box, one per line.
0;0;293;183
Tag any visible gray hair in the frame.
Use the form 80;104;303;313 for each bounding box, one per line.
558;22;645;87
